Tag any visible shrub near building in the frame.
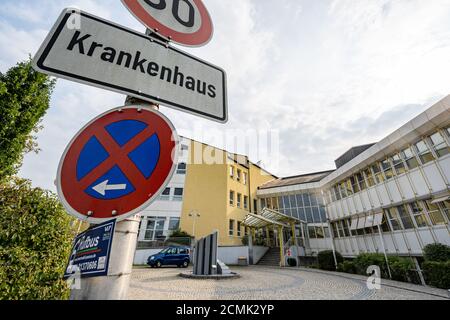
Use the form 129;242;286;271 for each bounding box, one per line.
318;250;343;271
0;179;75;300
422;243;450;289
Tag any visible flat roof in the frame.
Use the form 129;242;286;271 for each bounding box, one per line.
258;170;335;190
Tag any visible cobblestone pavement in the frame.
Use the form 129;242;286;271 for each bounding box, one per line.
128;266;449;300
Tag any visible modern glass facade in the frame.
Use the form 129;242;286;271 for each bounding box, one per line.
260;192;327;223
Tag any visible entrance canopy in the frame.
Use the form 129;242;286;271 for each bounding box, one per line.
243;208;302;229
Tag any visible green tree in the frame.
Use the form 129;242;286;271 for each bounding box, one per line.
0;59;55;182
0;178;75;300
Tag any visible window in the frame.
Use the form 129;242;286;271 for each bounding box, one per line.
442;200;450;221
229;166;234;178
331;222;339;238
372;163;385;184
253;199;257;213
145;217;165;241
237;221;242;237
243;172;247;185
337;221;345;237
159;187;171;200
179;248;189;254
409;202;428;228
429;132;449;158
356;172;366;190
339;182;348;198
400;147;419;170
391;153;406;175
363;168;375;187
385;208;402;231
237;193;242;207
260;198;266;210
176;162;186;174
333;186;341;200
308;226;316;239
423;200;446;225
173;188;183;201
397;205;414;229
415;140;434;164
341;220;350;237
380;159;394;180
266;197;272;209
229;220;235;236
236;169;241;182
350;176;359;193
229;191;235;206
168;217;180;230
244;196;248;209
315;226;325;239
380;213;391;232
323;226;330;238
271;197;279;210
345;179;353;195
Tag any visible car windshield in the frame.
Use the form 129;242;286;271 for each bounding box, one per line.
159;248;170;254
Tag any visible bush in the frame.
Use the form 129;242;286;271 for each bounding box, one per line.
422;261;450;289
318;250;343;271
0;179;75;300
388;256;414;282
354;253;389;278
423;243;450;262
338;260;356;274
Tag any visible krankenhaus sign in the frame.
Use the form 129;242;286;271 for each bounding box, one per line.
32;8;228;123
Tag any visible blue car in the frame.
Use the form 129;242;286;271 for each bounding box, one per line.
147;246;190;268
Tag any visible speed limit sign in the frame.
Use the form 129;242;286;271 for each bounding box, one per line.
121;0;214;47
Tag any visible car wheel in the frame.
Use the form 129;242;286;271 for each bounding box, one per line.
156;261;162;268
182;261;189;268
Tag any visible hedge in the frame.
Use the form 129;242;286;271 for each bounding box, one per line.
422;261;450;289
0;179;75;300
318;250;343;271
423;243;450;262
337;260;356;274
335;253;414;282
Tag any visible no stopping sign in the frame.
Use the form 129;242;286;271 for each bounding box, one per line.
56;106;179;224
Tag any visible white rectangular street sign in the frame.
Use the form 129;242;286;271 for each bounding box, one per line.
33;8;228;123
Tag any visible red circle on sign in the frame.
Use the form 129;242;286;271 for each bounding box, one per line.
121;0;213;47
56;106;178;224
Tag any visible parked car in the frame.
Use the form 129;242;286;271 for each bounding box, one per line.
147;246;190;268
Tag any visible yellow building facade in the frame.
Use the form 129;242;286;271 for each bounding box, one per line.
179;140;276;246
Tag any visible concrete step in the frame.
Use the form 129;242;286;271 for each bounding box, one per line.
257;248;281;266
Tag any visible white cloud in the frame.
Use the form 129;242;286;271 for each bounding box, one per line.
0;0;447;190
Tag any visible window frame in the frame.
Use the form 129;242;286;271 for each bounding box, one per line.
229;190;235;206
229;219;235;236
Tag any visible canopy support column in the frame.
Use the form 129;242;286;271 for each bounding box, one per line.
278;225;285;267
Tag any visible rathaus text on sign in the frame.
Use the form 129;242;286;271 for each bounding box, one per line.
32;8;228;123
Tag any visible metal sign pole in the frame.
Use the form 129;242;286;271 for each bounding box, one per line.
70;216;140;300
71;30;162;299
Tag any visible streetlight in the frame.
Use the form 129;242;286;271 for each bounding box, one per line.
188;210;201;239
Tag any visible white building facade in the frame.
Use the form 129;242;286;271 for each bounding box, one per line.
136;137;190;245
257;95;450;261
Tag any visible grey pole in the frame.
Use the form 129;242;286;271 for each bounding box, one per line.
71;68;161;299
70;215;140;300
327;219;339;270
377;225;392;279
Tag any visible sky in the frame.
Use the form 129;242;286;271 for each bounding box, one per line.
1;0;450;192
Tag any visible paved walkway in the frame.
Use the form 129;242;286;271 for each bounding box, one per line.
128;266;449;300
